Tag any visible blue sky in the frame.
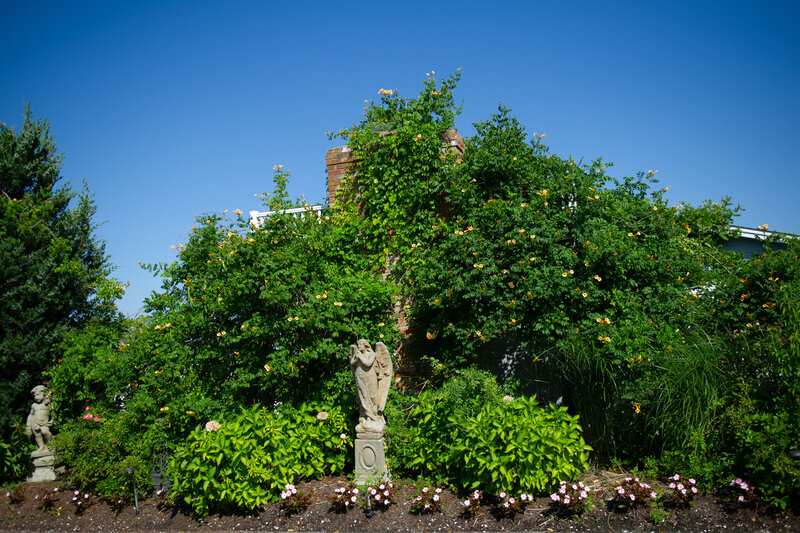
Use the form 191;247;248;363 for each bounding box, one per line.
2;1;798;316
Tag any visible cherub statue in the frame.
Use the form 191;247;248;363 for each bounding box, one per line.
349;340;393;436
26;385;53;456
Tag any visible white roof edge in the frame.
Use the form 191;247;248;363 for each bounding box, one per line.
729;225;777;241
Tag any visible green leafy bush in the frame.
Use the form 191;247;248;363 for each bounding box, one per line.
388;371;589;494
0;423;33;483
169;403;349;516
453;396;591;494
386;369;502;479
52;408;151;498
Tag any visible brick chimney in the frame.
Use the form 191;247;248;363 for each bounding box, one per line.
325;129;465;207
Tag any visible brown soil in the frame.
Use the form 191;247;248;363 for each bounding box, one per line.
2;471;798;532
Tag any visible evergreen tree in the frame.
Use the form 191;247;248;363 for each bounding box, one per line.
0;106;121;435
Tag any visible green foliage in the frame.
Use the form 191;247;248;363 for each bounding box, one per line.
719;283;800;509
386;369;503;478
169;403;349;516
0;423;34;483
387;371;589;494
52;407;151;498
453;396;591;494
0;106;123;437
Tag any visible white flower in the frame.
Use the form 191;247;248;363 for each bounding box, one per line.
550;493;560;502
316;411;329;420
205;420;221;432
340;433;347;439
464;499;471;506
433;494;439;502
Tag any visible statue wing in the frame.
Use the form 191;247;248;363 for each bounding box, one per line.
375;342;393;412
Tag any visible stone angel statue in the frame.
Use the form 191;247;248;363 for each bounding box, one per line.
349;340;393;436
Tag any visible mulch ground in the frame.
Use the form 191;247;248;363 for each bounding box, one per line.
2;470;798;532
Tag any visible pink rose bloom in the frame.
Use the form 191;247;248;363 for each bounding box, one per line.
93;416;100;422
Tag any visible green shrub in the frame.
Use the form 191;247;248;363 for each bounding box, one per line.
0;423;33;483
52;409;151;498
387;371;589;494
453;396;591;494
169;403;349;516
386;369;503;479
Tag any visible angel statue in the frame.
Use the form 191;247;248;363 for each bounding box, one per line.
349;340;393;436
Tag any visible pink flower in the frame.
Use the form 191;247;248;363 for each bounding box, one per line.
83;413;92;420
550;493;560;502
739;495;745;502
93;416;100;422
85;406;90;411
563;496;571;504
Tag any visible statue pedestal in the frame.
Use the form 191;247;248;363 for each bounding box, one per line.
354;435;389;485
27;453;56;482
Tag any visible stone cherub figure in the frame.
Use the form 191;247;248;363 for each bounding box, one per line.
349;340;393;436
26;385;54;457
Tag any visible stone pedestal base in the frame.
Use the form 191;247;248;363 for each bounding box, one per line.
28;453;56;482
354;437;389;485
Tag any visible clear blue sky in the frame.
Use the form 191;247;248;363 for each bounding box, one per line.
3;1;798;316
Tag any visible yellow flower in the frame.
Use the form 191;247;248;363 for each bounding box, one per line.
378;88;393;95
426;332;435;340
634;402;641;413
582;292;588;298
233;209;242;215
186;411;195;416
334;301;342;306
272;164;284;171
216;331;226;337
264;364;271;372
594;275;602;282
